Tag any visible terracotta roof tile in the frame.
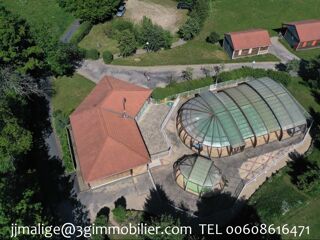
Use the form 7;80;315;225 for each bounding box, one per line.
284;19;320;42
226;29;271;50
70;76;151;183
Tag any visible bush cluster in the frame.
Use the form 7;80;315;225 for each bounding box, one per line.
102;50;114;63
178;0;209;40
104;17;172;57
70;21;93;44
206;31;220;44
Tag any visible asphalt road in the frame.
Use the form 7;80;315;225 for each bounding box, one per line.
77;59;279;88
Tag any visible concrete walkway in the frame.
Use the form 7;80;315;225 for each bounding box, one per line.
60;19;81;43
269;37;300;63
77;59;279;88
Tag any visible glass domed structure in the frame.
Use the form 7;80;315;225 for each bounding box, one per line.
176;78;310;158
174;155;225;197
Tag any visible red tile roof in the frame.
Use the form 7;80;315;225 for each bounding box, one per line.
284;19;320;42
226;29;271;50
70;76;151;183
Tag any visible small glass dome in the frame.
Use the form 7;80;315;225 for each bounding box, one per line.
174;154;225;197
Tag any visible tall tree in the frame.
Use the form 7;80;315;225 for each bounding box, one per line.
0;6;45;76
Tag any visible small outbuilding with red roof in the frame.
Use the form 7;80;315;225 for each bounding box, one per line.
223;29;271;59
69;76;152;190
282;19;320;50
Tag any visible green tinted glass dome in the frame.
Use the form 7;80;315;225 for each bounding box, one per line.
174;155;224;196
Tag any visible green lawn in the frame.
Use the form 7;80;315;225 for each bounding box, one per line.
52;74;95;172
279;39;320;61
2;0;75;40
113;0;320;66
79;22;120;55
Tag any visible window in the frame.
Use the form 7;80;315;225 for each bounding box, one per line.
260;46;269;51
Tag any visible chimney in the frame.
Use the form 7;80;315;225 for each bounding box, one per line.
122;97;128;118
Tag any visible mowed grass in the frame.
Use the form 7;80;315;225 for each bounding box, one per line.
114;0;320;66
52;74;95;172
112;42;278;66
2;0;75;39
79;22;120;55
52;74;95;116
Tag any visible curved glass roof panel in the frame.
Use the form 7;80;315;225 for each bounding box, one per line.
246;79;294;130
257;78;307;126
223;88;268;136
237;84;281;132
217;92;254;139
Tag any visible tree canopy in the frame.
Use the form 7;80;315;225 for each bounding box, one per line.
58;0;121;23
0;6;45;75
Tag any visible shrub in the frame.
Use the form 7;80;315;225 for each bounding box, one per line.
112;206;126;224
102;50;113;63
206;31;220;44
178;17;201;40
84;48;100;60
138;17;172;51
118;30;137;57
70;21;92;44
104;19;136;39
178;0;209;40
92;207;109;240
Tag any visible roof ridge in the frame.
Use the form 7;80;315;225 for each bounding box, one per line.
87;136;149;179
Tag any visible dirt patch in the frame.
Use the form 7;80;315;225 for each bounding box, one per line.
124;0;186;33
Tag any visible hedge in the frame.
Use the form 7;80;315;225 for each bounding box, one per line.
152;68;292;100
70;21;92;44
218;67;291;86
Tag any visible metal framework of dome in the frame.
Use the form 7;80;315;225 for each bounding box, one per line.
174;155;225;196
177;78;310;158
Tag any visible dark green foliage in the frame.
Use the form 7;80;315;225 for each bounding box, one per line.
138;17;172;51
45;42;84;76
112;206;127;223
206;31;220;44
92;207;109;240
0;101;32;173
178;0;209;40
102;50;113;63
84;48;100;60
178;16;200;40
118;30;137;57
218;67;291;86
0;6;46;76
0;170;49;239
288;152;320;194
104;19;135;39
58;0;121;23
70;21;93;44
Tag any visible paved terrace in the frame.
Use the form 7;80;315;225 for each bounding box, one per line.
78;173;154;220
138;103;170;159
